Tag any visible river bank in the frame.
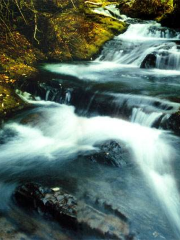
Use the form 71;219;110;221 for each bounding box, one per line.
0;0;127;120
1;0;180;120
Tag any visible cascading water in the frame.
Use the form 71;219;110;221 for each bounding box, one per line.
2;17;180;240
25;22;180;238
99;22;180;235
131;107;163;127
97;22;180;70
97;21;180;236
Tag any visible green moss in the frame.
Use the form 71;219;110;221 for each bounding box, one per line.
0;85;27;120
0;0;127;119
43;7;127;60
0;31;45;82
119;0;174;20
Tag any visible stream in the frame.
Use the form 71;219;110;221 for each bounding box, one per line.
1;19;180;240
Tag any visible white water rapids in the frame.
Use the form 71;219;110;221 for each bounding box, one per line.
98;22;180;70
1;101;180;237
1;20;180;239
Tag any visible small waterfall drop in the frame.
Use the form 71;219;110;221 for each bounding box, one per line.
1;102;180;236
97;22;180;71
9;16;180;240
131;107;163;127
119;23;180;40
131;129;180;236
95;20;180;236
65;89;72;104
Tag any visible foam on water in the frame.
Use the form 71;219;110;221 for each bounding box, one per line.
0;102;180;236
5;18;180;238
97;22;180;71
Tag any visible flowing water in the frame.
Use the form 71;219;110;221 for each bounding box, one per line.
1;19;180;240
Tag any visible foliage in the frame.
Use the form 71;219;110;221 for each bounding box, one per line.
119;0;174;19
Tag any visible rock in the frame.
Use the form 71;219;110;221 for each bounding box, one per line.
20;112;47;127
140;53;157;69
161;111;180;135
141;42;180;70
0;85;28;121
0;0;127;119
160;0;180;28
14;183;134;240
16;79;133;120
42;7;127;61
14;183;77;228
119;0;173;20
0;216;29;240
88;140;130;167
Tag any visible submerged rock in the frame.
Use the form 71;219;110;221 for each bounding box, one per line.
20;112;47;127
14;183;134;240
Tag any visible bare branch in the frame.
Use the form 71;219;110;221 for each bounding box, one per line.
13;0;28;25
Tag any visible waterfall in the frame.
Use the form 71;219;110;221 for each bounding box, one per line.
65;89;71;104
97;22;180;71
4;17;180;240
119;23;180;40
130;129;180;236
131;107;163;127
1;102;180;236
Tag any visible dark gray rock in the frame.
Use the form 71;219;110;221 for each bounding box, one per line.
14;183;77;228
88;140;130;167
140;53;157;69
161;112;180;136
14;183;134;240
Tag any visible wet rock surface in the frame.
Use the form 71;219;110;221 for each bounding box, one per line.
0;0;127;120
140;53;157;69
88;140;131;167
162;111;180;135
14;183;134;240
20;112;47;127
16;78;133;120
14;183;77;228
0;210;73;240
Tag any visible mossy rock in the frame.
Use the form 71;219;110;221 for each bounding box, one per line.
0;0;126;119
0;31;46;82
0;84;27;120
160;0;180;28
42;10;126;61
119;0;173;20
